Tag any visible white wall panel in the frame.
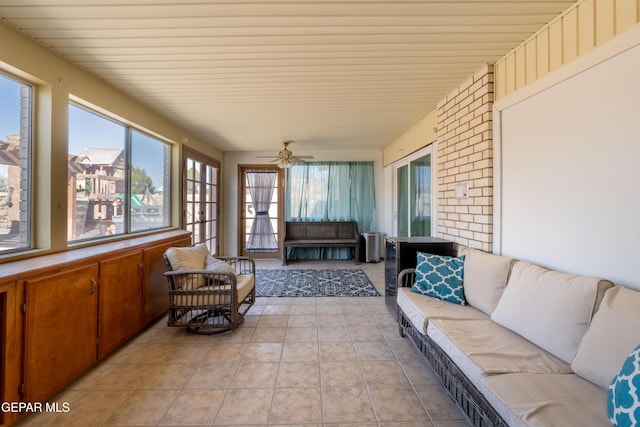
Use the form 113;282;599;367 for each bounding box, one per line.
498;42;640;289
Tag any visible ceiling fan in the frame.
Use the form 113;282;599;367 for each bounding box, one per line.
257;140;314;168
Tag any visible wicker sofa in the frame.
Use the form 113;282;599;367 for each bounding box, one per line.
397;247;640;427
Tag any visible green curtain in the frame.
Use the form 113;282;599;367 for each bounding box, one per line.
285;161;376;261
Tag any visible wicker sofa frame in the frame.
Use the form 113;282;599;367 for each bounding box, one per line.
397;268;509;427
163;255;255;334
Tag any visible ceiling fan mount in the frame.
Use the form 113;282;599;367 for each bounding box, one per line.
257;140;314;168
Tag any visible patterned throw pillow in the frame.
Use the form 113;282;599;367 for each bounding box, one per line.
411;252;466;305
608;344;640;426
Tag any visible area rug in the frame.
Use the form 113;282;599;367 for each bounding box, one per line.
255;269;380;297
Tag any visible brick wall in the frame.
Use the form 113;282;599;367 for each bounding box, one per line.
436;65;494;252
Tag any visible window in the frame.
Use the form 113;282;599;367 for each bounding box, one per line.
394;148;433;237
68;103;170;242
0;73;32;254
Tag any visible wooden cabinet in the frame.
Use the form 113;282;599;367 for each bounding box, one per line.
142;235;191;326
0;281;20;427
22;264;99;402
0;229;191;415
98;250;143;359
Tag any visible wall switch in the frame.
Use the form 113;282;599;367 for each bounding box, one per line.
455;183;469;199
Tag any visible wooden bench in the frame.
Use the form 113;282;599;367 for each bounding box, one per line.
283;221;360;265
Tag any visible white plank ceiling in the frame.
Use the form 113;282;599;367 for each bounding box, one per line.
0;1;576;153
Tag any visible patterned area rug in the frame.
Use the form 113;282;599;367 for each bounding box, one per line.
255;269;380;297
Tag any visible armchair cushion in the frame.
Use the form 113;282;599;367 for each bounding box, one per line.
165;243;209;271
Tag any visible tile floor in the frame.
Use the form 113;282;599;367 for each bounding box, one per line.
17;259;470;427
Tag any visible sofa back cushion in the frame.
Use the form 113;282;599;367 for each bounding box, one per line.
571;286;640;389
491;261;613;363
459;247;515;315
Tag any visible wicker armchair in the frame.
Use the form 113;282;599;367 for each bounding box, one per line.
163;244;255;334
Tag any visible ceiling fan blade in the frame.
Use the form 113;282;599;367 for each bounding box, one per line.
256;155;279;158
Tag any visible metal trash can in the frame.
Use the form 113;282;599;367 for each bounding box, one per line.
362;232;382;263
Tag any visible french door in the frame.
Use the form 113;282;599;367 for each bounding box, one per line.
183;148;219;254
394;147;434;237
239;165;283;259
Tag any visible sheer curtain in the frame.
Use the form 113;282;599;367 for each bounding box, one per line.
246;171;278;252
286;161;376;260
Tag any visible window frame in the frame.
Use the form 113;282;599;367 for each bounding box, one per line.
0;71;33;255
67;101;172;244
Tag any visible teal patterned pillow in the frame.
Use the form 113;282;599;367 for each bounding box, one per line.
608;344;640;426
411;252;466;305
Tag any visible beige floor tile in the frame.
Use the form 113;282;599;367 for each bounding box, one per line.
361;360;411;387
256;314;289;328
276;361;321;388
399;359;441;387
230;362;279;388
349;326;386;342
321;361;366;387
284;326;318;342
287;314;317;327
318;325;352;342
250;327;287;343
214;388;274;425
104;389;179;426
281;342;319;361
139;363;199;390
290;303;317;314
270;387;322;424
369;386;430;422
183;362;238;389
415;385;467;421
319;342;358;361
162;343;211;364
322;387;377;424
159;389;225;425
261;304;291;315
243;342;283;362
354;341;396;360
106;342;175;364
69;363;156;391
203;343;248;362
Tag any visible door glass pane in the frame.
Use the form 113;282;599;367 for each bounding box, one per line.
243;169;279;253
397;165;409;237
410;154;431;236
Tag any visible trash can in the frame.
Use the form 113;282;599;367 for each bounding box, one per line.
362;232;382;263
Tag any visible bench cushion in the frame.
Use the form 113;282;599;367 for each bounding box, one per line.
397;287;486;334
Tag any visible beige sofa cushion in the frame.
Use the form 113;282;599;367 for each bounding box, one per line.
482;373;609;427
459;247;515;315
571;286;640;389
491;261;613;363
165;243;208;271
396;287;487;334
427;319;571;391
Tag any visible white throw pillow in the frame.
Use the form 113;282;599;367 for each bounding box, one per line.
205;255;237;277
165;243;209;271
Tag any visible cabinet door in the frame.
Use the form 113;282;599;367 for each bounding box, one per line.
98;251;143;358
23;264;99;402
142;236;191;326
